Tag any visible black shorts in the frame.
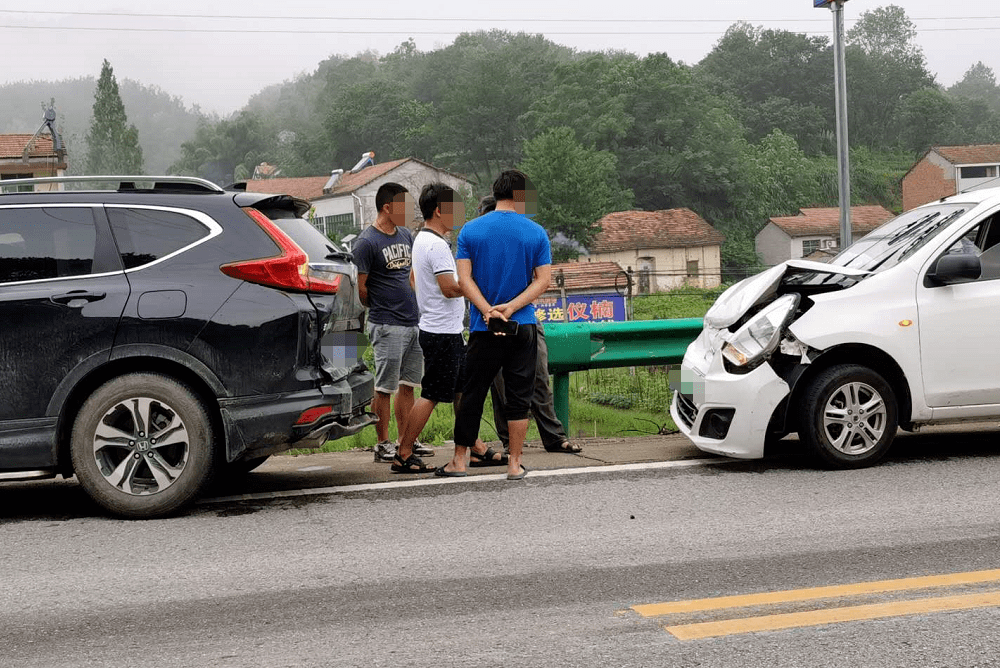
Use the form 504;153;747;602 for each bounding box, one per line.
417;330;465;404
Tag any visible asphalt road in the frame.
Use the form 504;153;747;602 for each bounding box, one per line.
4;428;1000;667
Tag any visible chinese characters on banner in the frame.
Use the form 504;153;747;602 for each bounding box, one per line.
534;293;626;323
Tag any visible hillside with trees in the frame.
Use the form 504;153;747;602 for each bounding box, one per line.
0;72;203;174
9;5;1000;267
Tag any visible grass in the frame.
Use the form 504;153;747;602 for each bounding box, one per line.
290;383;677;456
286;286;720;456
631;286;727;320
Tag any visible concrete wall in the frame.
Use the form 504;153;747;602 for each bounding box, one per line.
588;245;722;291
756;223;794;266
312;162;472;231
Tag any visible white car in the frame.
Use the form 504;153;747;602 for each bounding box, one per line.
671;187;1000;468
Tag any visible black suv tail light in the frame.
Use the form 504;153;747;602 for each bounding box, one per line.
220;208;340;294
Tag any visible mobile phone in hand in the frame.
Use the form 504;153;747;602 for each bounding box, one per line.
488;317;519;336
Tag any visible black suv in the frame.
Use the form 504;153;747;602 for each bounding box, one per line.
0;175;375;518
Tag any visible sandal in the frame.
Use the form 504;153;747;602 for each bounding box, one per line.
469;446;509;467
545;441;583;454
390;453;435;474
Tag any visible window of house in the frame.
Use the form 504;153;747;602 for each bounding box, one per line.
1;173;34;193
960;166;998;179
802;239;821;256
315;213;355;241
686;260;699;277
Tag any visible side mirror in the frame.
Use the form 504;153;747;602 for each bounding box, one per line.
927;253;981;286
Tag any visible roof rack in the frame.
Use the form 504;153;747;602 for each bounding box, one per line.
0;175;225;193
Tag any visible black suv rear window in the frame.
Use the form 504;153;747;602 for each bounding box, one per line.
0;207;97;283
107;207;209;269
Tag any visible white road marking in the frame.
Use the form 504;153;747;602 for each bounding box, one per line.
200;457;729;505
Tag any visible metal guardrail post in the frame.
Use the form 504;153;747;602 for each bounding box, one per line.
553;372;570;435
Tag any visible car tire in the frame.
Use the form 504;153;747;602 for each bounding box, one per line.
70;373;215;519
801;364;898;469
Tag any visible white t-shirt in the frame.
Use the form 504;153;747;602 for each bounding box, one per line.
412;228;465;334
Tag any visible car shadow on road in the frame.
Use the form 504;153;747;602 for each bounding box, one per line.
741;425;1000;473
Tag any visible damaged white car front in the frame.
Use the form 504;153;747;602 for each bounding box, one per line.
670;260;869;459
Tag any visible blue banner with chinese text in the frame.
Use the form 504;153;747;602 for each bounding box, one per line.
534;293;626;323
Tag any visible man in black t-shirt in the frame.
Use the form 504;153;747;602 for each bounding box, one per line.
353;183;432;462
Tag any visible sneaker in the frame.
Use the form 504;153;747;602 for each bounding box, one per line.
412;441;435;458
373;441;397;463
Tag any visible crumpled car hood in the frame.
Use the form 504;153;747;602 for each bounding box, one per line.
704;260;871;329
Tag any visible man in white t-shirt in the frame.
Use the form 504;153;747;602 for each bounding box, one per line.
392;183;509;473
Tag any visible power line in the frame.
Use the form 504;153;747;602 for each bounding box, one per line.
3;23;1000;36
2;8;1000;22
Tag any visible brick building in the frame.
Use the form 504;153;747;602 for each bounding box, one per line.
902;145;1000;211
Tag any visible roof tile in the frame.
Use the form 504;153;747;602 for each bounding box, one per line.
0;134;58;160
933;144;1000;165
245;159;411;201
547;261;626;291
591;208;725;253
768;205;894;237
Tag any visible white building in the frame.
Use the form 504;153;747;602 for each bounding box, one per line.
245;157;473;239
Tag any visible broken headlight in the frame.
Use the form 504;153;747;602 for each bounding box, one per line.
721;294;800;369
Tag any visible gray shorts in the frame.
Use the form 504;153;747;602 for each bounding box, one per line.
367;323;423;394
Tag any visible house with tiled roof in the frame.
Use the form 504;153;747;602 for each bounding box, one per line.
587;208;725;292
902;145;1000;211
244;155;472;239
755;205;895;266
0;134;68;192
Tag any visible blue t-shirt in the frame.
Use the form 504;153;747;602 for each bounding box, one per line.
456;210;552;332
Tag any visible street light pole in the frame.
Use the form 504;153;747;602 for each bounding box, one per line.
829;0;852;248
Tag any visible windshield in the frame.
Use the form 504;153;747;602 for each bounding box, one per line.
830;203;969;272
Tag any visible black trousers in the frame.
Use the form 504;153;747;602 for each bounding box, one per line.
454;325;537;448
490;324;568;448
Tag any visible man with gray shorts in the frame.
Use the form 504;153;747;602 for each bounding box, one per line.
353;182;433;462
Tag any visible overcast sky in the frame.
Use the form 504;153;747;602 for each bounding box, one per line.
3;1;999;115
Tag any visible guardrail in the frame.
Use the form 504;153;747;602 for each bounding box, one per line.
543;318;704;434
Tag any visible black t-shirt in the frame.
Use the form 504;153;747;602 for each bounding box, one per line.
352;223;419;326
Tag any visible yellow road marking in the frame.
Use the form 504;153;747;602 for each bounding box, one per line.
632;568;1000;617
666;590;1000;640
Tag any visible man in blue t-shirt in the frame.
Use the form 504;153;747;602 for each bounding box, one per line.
436;169;552;481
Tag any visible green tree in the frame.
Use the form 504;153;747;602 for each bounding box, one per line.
695;23;833;153
520;127;634;261
846;5;934;148
524;51;638;151
897;88;955;156
948;62;1000;114
84;59;143;175
323;79;433;168
169;111;272;185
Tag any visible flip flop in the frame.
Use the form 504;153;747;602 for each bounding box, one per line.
545;441;583;454
507;466;529;481
434;466;468;477
390;453;434;474
469;446;509;467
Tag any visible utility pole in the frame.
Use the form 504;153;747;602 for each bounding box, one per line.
816;0;852;248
